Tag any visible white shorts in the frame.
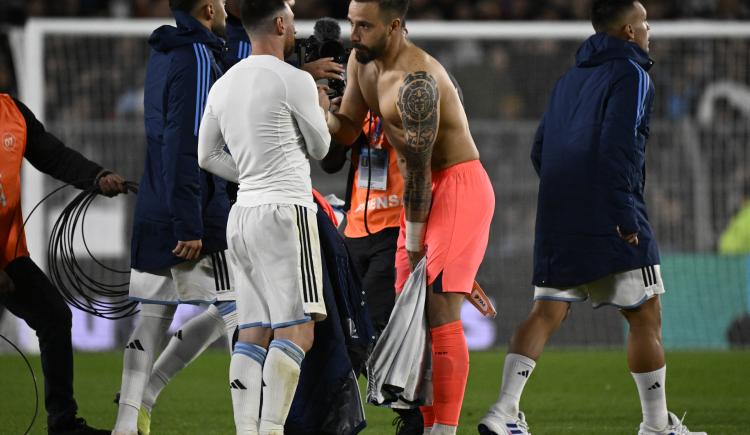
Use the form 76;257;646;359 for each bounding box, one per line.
534;265;665;309
129;251;234;304
227;203;326;329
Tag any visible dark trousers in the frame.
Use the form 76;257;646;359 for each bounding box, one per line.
345;227;399;335
2;256;77;429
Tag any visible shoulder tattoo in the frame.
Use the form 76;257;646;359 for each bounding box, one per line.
397;71;439;153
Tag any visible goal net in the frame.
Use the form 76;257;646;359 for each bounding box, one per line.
9;19;750;351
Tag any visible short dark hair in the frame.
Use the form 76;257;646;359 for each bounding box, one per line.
354;0;410;21
591;0;638;32
169;0;203;13
241;0;287;31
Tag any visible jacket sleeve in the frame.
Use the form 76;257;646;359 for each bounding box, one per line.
598;64;646;235
530;112;545;176
162;49;206;242
198;95;239;183
15;99;104;189
287;72;331;160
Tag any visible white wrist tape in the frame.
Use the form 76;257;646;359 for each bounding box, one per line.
405;221;426;252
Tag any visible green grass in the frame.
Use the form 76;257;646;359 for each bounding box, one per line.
1;349;748;434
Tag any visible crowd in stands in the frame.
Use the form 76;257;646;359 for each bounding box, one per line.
5;0;750;20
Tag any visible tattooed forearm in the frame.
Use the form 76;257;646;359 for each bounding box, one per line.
398;71;440;222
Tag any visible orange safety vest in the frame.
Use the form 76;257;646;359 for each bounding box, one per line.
344;114;404;238
0;94;29;269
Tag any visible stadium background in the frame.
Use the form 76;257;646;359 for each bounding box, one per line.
0;1;749;433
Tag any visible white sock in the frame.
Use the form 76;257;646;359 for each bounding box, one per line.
230;342;266;435
632;366;668;431
430;423;456;435
217;301;239;352
114;303;176;432
259;339;305;434
142;304;225;412
490;353;536;417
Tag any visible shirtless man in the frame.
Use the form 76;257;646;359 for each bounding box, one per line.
328;1;495;433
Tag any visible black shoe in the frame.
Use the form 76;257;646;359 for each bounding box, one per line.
48;417;110;435
392;408;423;435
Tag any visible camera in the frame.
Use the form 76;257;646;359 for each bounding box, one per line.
295;18;350;98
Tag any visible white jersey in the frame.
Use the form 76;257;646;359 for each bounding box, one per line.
197;54;330;210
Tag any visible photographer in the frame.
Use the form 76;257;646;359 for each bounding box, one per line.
294;17;348;95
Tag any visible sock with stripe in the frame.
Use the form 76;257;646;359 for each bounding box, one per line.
114;303;175;432
431;321;469;430
141;303;226;412
218;301;239;352
488;353;536;418
259;339;305;434
230;342;267;435
632;366;668;431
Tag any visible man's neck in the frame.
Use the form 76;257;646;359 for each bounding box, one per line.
249;38;284;61
190;12;212;32
374;33;407;70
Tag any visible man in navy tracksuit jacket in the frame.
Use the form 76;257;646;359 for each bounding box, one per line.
478;2;706;435
113;2;230;434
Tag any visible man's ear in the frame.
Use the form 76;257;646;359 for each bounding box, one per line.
389;18;401;35
275;16;286;36
622;23;635;41
197;0;214;21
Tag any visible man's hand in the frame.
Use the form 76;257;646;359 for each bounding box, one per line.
407;249;426;272
318;85;331;113
0;269;15;299
302;58;345;81
173;239;202;260
329;96;342;114
617;226;639;246
97;172;128;197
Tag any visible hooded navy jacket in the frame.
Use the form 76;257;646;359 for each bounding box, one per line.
532;33;659;288
223;13;251;70
131;11;229;271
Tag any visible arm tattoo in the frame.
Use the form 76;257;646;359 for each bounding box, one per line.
398;71;439;221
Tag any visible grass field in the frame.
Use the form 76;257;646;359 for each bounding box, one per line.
1;349;748;434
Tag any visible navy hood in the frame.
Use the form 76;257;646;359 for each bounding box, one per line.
148;10;224;53
226;13;249;44
576;32;653;71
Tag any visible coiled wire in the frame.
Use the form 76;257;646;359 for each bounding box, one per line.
17;178;140;319
45;181;139;319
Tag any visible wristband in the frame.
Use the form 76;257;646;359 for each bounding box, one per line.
405;220;426;252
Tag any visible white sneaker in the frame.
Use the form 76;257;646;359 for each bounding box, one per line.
638;411;707;435
477;410;531;435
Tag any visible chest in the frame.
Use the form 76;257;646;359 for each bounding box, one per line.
359;68;404;134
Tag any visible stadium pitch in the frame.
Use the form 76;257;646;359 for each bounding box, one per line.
1;349;748;434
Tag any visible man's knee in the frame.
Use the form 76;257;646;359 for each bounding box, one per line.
238;326;272;349
269;322;315;353
621;296;662;330
427;291;464;327
528;300;569;330
35;302;72;338
293;324;315;353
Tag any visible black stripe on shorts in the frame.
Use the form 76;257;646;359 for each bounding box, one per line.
220;250;230;290
295;205;311;303
301;207;319;302
211;253;221;292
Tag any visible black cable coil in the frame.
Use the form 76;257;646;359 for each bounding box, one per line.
42;180;140;319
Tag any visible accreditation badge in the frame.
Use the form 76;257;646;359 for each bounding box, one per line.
357;146;388;191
